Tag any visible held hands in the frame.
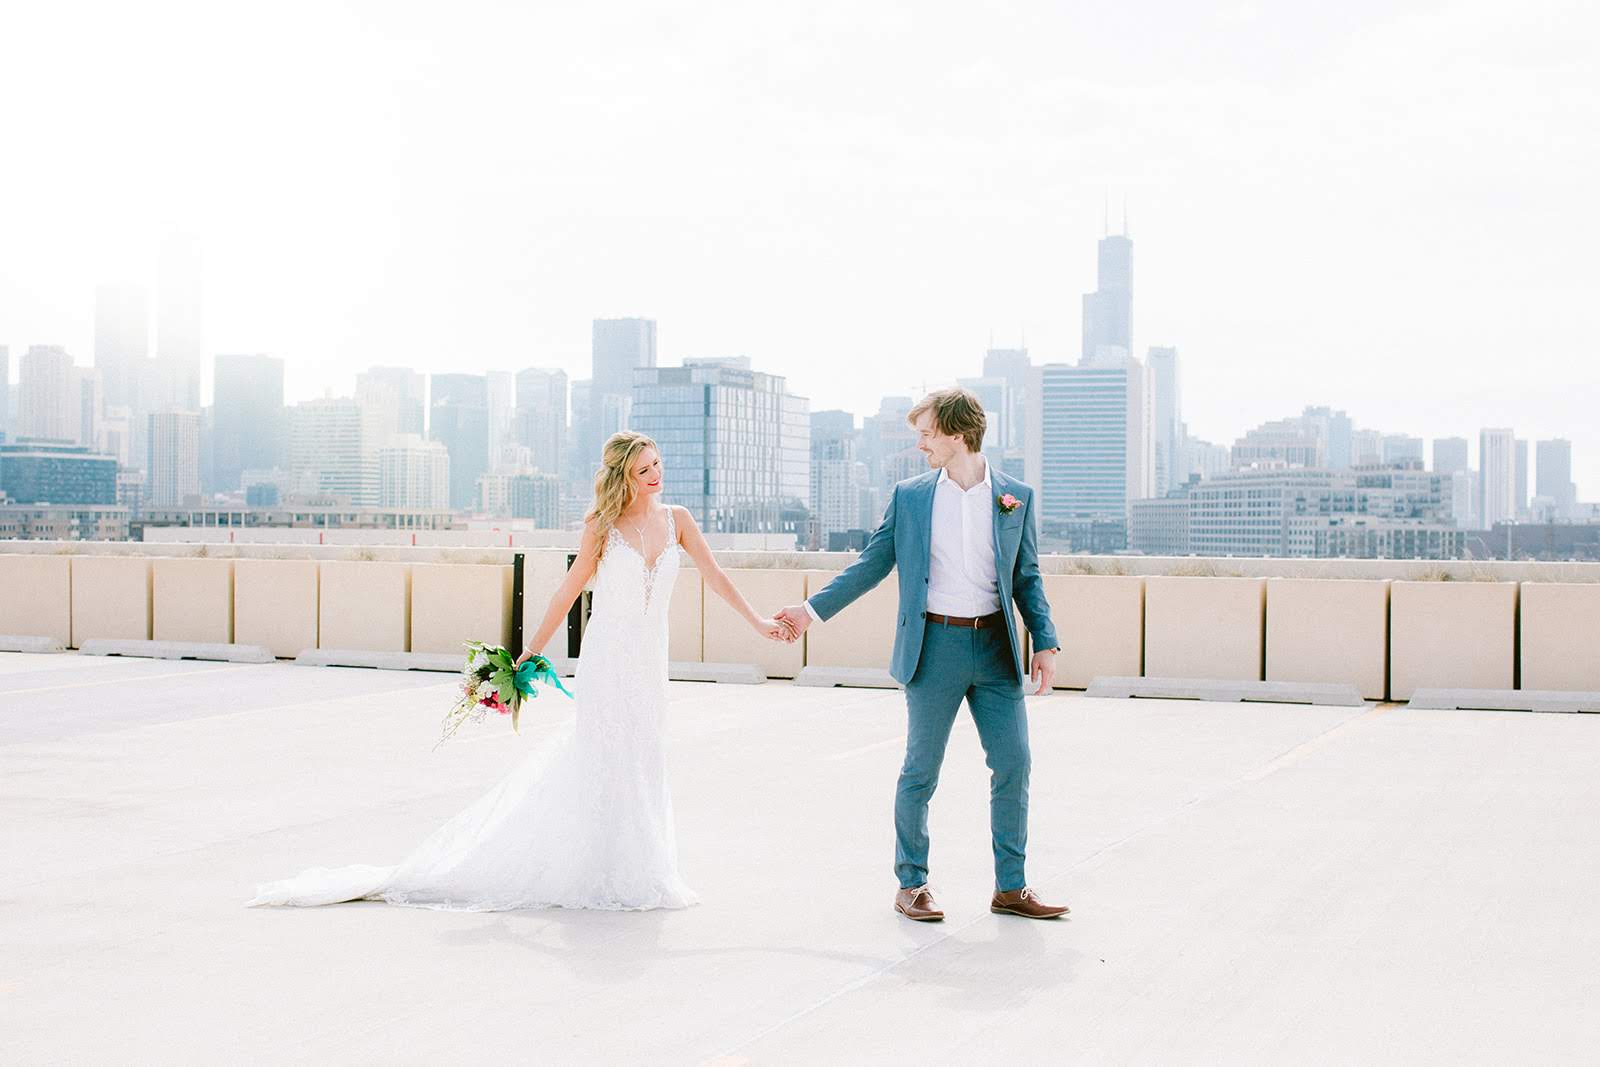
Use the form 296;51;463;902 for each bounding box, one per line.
773;605;812;643
754;616;796;642
1029;649;1058;696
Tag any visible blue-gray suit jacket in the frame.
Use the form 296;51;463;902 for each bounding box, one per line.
808;465;1059;686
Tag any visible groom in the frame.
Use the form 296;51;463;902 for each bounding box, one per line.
777;388;1068;922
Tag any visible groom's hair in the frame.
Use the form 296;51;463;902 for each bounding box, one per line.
907;387;987;453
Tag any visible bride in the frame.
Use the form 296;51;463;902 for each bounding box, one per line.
248;431;793;911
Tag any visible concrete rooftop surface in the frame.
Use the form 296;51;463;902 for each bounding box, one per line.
4;653;1599;1065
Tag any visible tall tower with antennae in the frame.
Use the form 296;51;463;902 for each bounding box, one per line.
1082;204;1132;364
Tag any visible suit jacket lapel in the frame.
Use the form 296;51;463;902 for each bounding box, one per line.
985;470;1024;579
919;473;938;580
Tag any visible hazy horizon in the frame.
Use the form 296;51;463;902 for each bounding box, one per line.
2;1;1596;495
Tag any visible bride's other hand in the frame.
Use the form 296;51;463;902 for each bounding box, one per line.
514;648;534;668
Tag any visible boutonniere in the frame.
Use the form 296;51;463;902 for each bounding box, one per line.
997;493;1021;514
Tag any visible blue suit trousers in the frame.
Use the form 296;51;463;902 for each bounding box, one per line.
895;618;1031;892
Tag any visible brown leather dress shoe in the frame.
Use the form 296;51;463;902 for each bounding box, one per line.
894;884;945;922
990;887;1069;919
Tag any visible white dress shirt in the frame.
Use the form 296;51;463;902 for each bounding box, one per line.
925;459;1002;617
805;458;1001;621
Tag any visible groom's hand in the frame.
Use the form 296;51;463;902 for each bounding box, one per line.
1029;649;1057;695
774;604;812;640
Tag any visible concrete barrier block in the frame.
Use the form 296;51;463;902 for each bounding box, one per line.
0;635;67;653
1390;580;1517;701
668;661;764;684
1266;578;1390;700
1409;688;1600;713
152;558;234;645
668;567;704;664
0;554;71;646
297;648;459;672
1042;574;1143;689
1086;675;1363;706
802;569;898;671
319;561;410;653
702;568;805;678
81;639;272;664
1517;582;1600;692
520;550;577;674
69;555;152;646
794;666;902;689
411;562;514;656
1144;576;1266;682
234;559;319;659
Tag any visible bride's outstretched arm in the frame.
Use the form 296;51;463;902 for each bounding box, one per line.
517;520;604;665
674;506;791;639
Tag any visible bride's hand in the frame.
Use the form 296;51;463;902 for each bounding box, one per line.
514;648;535;668
756;617;795;643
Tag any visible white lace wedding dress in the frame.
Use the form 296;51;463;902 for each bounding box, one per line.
248;507;698;912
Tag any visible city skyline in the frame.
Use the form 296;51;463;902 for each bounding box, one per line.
2;1;1597;497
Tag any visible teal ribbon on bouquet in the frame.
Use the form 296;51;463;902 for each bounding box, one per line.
510;654;572;733
515;655;574;700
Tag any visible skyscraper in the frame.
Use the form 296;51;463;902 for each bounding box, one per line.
586;317;656;459
629;357;808;533
154;236;203;412
93;282;149;411
1300;406;1354;470
379;434;451;509
1027;355;1153;524
1514;438;1529;516
146;410;202;507
809;409;860;550
73;367;104;452
430;373;489;510
514;367;568;476
860;395;923;502
1147;346;1181;495
1535;438;1576;518
1479;428;1516;528
212;354;286;493
486;370;515;470
1082;231;1132;362
18;345;76;441
289;398;376;505
1432;437;1470;476
356;366;426;438
982;347;1031;451
1383;435;1425;467
592;317;657;401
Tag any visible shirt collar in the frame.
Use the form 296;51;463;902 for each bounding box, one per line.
935;456;992;491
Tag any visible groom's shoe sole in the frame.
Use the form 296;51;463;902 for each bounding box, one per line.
895;903;944;922
990;903;1070;919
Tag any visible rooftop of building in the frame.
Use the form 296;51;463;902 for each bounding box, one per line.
5;652;1598;1062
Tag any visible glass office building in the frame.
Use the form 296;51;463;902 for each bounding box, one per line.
0;439;119;505
630;358;809;533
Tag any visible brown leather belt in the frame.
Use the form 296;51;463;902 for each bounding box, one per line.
923;611;1005;629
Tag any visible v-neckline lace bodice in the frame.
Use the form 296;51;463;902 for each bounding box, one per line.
599;506;679;615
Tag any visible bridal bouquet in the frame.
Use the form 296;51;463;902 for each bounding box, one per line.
436;641;573;748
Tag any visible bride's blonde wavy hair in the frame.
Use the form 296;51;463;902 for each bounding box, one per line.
586;431;661;559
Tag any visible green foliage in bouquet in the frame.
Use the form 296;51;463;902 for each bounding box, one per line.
436;641;573;748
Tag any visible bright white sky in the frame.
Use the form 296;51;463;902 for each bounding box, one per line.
2;0;1597;496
